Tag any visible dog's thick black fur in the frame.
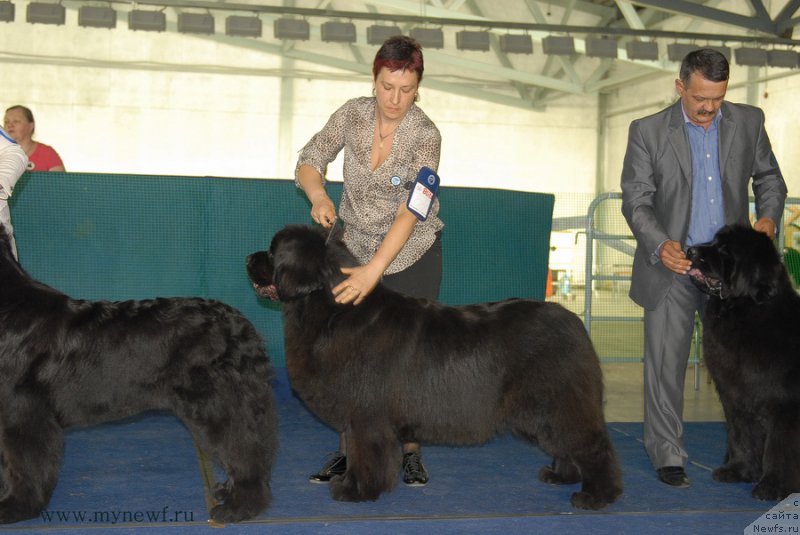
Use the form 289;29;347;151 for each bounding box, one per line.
0;227;278;524
247;224;622;510
688;224;800;501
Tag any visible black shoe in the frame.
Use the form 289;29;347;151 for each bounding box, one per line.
309;452;346;484
402;452;429;486
657;466;690;488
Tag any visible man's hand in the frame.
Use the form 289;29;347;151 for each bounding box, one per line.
659;240;691;275
753;217;777;240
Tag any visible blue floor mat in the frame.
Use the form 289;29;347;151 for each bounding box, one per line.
1;368;776;534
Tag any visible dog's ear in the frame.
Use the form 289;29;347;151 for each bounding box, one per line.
745;261;783;304
270;227;329;299
726;242;781;304
274;263;325;299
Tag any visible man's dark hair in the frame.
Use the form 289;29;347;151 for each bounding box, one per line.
679;48;729;85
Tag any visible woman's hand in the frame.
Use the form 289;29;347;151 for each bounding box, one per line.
310;195;337;228
297;164;337;228
333;264;383;305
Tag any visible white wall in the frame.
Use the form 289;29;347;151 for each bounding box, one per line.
603;68;799;198
2;2;796;215
1;5;599;196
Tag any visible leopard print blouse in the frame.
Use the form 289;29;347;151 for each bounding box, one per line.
295;96;443;275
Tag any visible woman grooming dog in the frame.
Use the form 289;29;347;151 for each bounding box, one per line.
295;35;442;487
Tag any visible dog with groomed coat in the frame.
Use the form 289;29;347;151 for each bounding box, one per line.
688;224;800;501
247;224;623;510
0;226;278;524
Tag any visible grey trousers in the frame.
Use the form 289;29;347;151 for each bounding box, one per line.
643;274;707;469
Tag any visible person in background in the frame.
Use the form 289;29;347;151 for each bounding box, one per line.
4;105;65;172
0;125;29;258
620;48;787;489
296;35;442;487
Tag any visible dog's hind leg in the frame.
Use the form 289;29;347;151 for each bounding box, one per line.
176;373;278;524
0;398;64;524
186;414;276;523
566;427;623;510
516;399;622;510
330;418;401;502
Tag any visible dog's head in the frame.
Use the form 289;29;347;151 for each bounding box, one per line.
246;225;354;302
686;225;786;303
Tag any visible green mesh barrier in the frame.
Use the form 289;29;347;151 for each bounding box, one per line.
10;172;553;366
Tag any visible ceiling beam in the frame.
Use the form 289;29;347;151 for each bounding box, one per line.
628;0;778;35
117;0;800;44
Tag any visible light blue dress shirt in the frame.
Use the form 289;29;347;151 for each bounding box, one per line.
683;108;725;247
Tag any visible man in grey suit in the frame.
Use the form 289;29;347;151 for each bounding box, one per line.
620;48;787;488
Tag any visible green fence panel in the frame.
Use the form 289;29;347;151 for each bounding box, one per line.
10;172;553;366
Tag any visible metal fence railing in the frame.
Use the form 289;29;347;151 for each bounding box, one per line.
577;193;800;391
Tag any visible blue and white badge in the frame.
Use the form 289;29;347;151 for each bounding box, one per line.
406;166;440;221
390;175;402;186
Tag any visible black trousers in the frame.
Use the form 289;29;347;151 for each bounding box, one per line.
381;233;442;300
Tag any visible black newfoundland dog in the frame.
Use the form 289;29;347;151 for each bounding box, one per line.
0;227;278;524
687;224;800;501
247;225;622;510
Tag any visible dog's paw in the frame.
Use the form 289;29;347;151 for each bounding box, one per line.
0;500;40;524
208;480;270;524
210;503;252;524
329;472;378;502
752;480;786;502
570;491;610;510
712;465;753;483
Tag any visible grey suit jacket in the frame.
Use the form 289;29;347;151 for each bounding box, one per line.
620;100;787;310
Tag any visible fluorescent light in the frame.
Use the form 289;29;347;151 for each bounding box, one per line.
26;2;65;25
734;47;768;66
585;38;618;58
626;41;658;60
79;5;116;29
178;12;214;35
321;21;356;43
410;28;444;49
499;34;533;54
456;30;490;51
0;1;15;22
767;49;799;68
274;18;309;40
129;10;166;32
542;36;575;56
226;15;261;38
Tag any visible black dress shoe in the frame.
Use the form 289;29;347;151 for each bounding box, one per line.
657;466;690;488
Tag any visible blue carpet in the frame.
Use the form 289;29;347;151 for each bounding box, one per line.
0;368;777;534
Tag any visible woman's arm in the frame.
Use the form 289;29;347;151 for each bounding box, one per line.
297;164;336;228
295;101;352;228
333;204;418;304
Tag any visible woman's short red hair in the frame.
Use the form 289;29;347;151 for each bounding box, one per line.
372;35;424;83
